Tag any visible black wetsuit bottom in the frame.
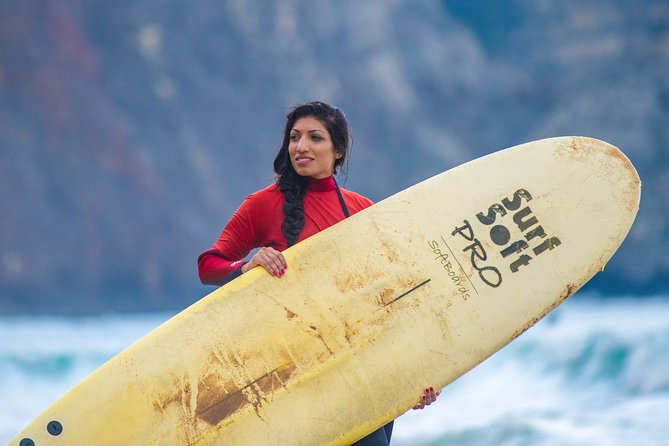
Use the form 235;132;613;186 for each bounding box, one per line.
351;421;394;446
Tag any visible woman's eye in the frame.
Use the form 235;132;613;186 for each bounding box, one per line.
311;135;323;141
290;134;300;142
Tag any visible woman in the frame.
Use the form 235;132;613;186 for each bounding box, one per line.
198;101;438;445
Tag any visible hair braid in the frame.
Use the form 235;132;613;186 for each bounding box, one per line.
278;170;307;247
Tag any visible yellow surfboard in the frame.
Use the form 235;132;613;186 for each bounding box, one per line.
10;137;640;446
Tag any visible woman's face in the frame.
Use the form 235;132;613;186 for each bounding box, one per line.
288;116;341;179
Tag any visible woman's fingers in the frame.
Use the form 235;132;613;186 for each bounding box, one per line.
412;387;440;410
253;247;287;276
426;387;437;404
413;389;427;410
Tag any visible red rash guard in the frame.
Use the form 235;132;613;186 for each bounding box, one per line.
198;176;374;286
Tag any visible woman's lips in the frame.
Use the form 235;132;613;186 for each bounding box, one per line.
295;157;313;165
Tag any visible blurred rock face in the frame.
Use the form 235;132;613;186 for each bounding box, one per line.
1;0;667;313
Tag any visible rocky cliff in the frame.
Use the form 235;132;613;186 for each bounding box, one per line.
1;0;667;314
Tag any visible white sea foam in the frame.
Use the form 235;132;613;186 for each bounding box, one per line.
0;313;171;443
392;296;669;446
2;297;669;445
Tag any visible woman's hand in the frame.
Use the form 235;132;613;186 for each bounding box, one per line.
412;387;440;410
241;247;287;277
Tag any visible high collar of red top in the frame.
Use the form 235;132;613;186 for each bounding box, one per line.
307;176;336;192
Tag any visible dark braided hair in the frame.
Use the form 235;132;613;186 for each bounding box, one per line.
273;101;351;247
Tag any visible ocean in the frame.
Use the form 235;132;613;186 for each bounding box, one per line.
2;295;668;446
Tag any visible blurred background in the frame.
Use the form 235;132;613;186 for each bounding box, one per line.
1;0;667;314
2;1;669;445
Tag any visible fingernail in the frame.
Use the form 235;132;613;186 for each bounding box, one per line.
430;387;434;392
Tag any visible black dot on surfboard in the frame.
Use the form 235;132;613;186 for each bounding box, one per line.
19;439;34;446
47;420;63;436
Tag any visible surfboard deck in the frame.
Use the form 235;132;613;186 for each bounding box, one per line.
10;136;640;446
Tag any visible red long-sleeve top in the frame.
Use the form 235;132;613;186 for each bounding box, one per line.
198;176;374;286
